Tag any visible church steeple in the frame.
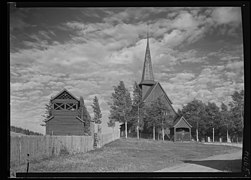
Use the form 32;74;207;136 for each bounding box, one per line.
140;27;155;84
139;26;156;99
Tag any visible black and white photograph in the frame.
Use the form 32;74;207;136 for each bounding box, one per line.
9;3;248;177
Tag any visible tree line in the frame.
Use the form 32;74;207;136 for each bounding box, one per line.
10;126;43;136
177;90;244;142
108;80;244;142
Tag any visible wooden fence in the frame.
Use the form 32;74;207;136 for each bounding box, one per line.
10;131;120;167
100;130;120;147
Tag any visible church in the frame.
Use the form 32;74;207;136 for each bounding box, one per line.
138;33;192;141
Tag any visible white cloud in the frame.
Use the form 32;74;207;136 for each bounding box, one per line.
172;12;198;30
169;72;195;83
212;7;242;25
220;56;240;61
225;71;238;80
11;81;43;92
162;29;185;47
226;61;243;70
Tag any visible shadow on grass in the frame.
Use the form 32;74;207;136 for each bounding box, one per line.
183;159;242;172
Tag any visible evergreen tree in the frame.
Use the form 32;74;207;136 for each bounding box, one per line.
107;116;116;140
131;82;144;139
79;96;92;135
108;81;132;138
92;96;102;124
10;125;43;136
42;100;53;122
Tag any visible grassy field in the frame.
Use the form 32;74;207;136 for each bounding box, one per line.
11;138;242;172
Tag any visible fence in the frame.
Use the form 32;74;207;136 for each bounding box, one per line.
10;131;120;167
100;130;120;147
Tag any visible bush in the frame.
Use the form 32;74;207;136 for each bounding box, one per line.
59;146;69;156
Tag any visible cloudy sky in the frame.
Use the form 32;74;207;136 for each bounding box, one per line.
10;7;244;134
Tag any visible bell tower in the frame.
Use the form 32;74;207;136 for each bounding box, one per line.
139;28;156;99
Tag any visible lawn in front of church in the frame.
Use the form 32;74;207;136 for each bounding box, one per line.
12;137;241;172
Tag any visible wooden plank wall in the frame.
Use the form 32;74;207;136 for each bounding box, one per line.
46;116;84;135
10;132;120;167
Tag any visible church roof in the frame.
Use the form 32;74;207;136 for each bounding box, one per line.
143;82;173;105
141;32;154;83
142;82;177;115
50;88;79;101
173;116;192;128
142;82;157;101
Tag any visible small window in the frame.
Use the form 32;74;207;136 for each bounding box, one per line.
66;103;77;111
54;103;65;110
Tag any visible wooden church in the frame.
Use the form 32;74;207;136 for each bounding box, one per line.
43;89;91;136
139;33;192;142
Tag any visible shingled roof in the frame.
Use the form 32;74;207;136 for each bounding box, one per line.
50;88;79;101
172;116;192;128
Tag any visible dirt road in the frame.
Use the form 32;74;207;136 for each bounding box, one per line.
156;150;242;172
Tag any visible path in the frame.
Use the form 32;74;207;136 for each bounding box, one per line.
156;150;242;172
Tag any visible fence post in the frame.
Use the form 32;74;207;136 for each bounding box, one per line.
18;136;21;166
26;153;30;173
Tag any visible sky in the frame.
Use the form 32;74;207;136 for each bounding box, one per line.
10;7;244;134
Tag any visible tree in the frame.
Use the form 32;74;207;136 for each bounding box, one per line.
144;97;174;141
79;96;92;135
204;102;221;141
107;116;116;140
159;98;175;141
180;99;207;141
92;96;102;124
131;82;144;139
228;90;244;141
10;125;43;136
143;102;157;140
108;81;132;138
220;102;232;142
42;101;53;122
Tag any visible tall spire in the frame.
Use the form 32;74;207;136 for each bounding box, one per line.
141;23;154;83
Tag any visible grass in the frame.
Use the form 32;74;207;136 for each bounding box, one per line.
11;138;242;172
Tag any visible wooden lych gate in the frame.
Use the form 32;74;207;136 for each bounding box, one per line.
170;116;192;142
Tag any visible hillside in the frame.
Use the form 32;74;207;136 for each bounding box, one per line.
10;125;43;136
10;132;27;136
